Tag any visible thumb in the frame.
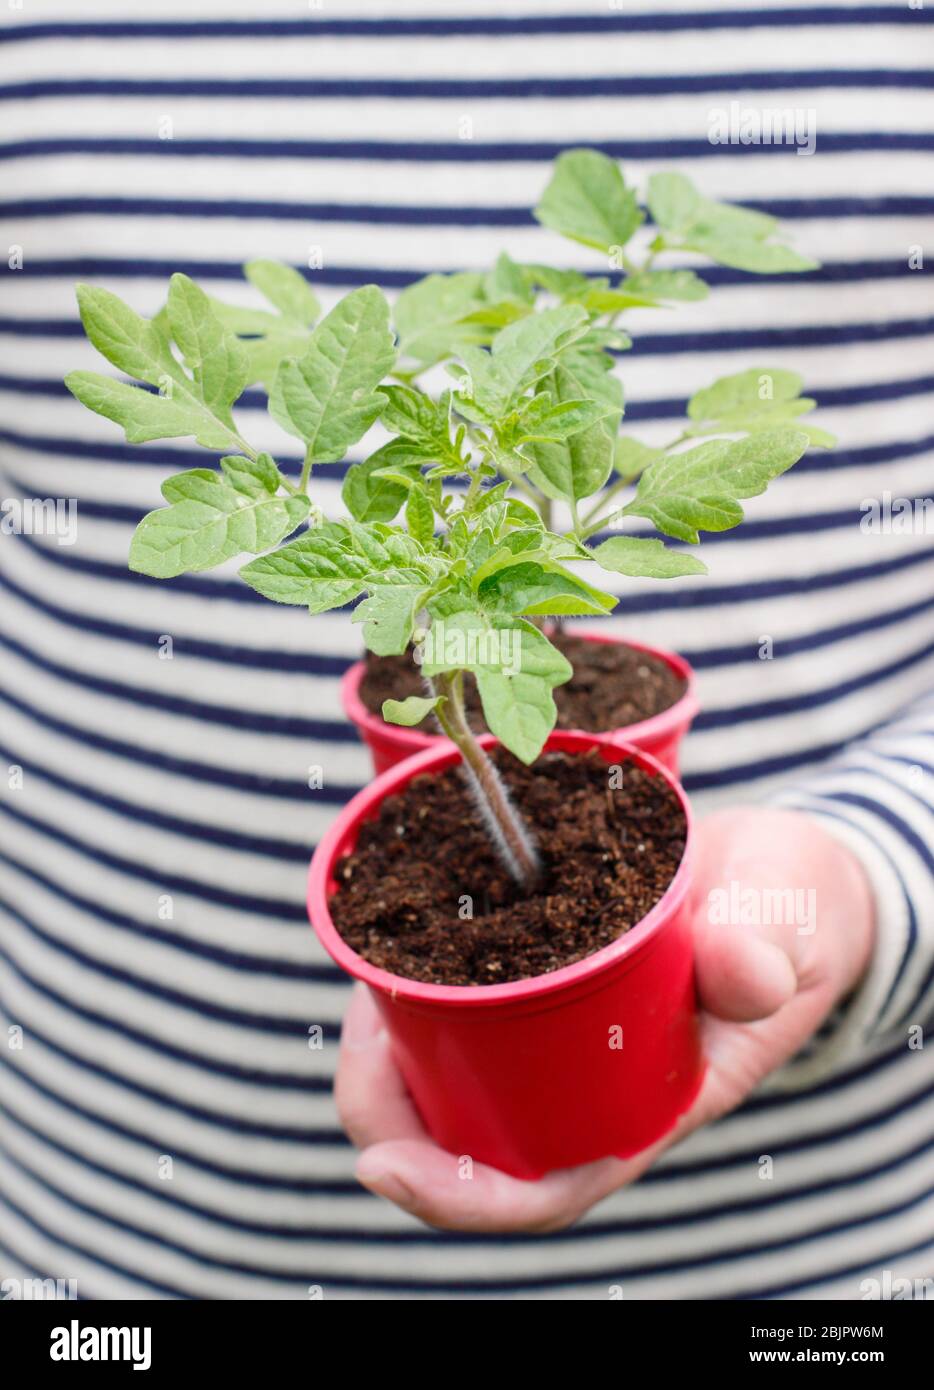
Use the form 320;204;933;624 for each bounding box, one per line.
693;914;799;1023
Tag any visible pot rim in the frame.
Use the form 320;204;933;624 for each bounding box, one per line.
307;729;694;1009
341;629;699;755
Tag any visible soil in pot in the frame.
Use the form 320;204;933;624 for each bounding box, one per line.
357;631;687;736
329;747;687;986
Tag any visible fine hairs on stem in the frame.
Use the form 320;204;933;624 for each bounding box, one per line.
428;671;541;889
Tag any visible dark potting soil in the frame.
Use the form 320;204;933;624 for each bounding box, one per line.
330;748;686;986
358;632;686;736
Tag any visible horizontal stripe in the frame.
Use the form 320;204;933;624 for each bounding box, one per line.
694;625;934;722
0;630;354;740
6;136;934;169
0;896;333;1039
0;941;335;1102
6;370;934;419
785;799;921;1027
3;135;933;164
1;251;920;289
1;1137;931;1293
3;1004;927;1196
7;524;934;641
0;846;337;981
0;1187;190;1300
5;422;932;481
0;691;356;810
9;488;888;547
0;800;307;921
3;1068;933;1246
2;9;930;42
5;70;934;101
0;562;350;674
0;1043;350;1180
5;312;933;357
5;193;934;225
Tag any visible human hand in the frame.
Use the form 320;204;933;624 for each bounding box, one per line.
335;806;875;1232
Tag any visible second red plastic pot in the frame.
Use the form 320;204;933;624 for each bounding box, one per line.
308;729;704;1180
341;631;699;778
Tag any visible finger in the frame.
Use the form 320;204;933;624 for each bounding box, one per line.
334;985;426;1149
354;1139;654;1234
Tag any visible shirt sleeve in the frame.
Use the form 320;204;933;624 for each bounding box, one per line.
764;689;934;1088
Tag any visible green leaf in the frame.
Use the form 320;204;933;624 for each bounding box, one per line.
681;364;833;444
580;286;657;314
689;367;803;423
484;252;535;306
161;468;216;501
479;560;618;616
521;264;593;299
646;172;703;237
200;262;319;391
305;582;362;616
240;522;433;606
65;372;238;451
614;437;663;482
380;384;445;441
621;269;709;302
458;305;590;419
68;281;253;452
166;273;248;423
74;283;184;388
394;271;488;365
241;331;317;392
405;488;435;548
353;584;424;656
218;451;282;497
382;695;442;727
421;611;571;763
269;285;395;461
685;367;834;447
342;444;419;522
591;536;707;579
514;392;614;444
623;430;810;543
470;542;554;591
244;260;320;325
687;235;817;274
649;173;817;274
478;623;572;765
525;357;622;502
129;473;309;578
800;423;837;449
534;148;643;253
379;384;461;466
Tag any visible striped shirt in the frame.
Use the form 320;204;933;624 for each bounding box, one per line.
1;0;933;1299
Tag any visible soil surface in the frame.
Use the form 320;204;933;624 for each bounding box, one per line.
358;632;686;736
330;748;686;986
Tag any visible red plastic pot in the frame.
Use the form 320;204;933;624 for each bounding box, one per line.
341;631;699;778
308;729;704;1180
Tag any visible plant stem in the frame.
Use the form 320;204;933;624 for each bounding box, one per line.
462;460;485;514
299;447;314;494
431;670;541;889
578;428;693;538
